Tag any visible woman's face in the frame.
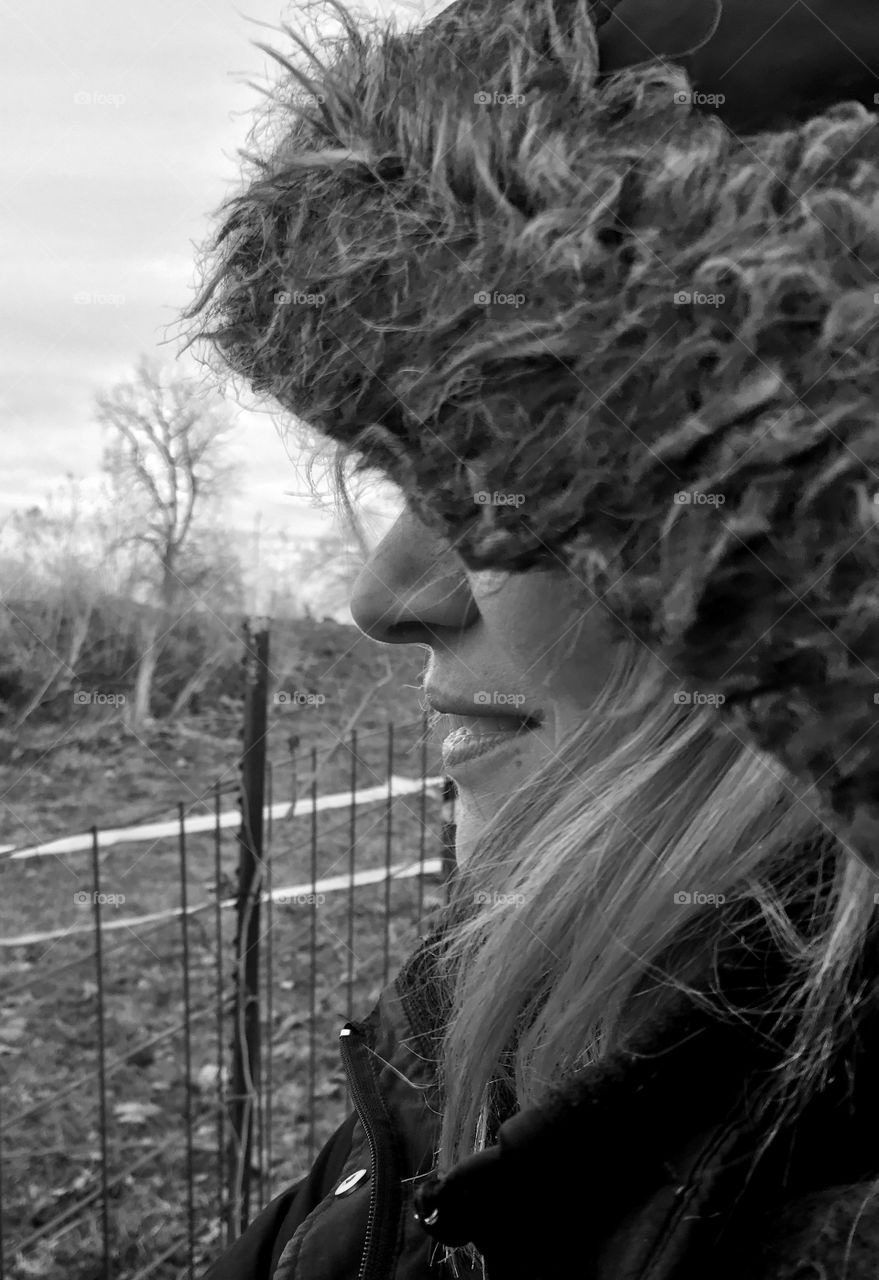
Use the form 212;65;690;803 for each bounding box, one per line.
349;505;617;863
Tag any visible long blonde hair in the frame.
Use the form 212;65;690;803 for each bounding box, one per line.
418;620;874;1269
330;447;875;1160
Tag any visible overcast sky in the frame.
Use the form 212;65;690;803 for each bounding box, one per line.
1;0;445;551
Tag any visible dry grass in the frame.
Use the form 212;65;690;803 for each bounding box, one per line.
0;624;444;1279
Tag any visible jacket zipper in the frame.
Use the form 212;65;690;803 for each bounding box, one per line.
339;1020;400;1280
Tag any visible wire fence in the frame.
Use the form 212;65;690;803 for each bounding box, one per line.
0;628;456;1280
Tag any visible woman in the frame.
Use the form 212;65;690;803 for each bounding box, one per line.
184;0;879;1275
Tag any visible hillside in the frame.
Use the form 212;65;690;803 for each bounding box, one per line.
0;615;433;849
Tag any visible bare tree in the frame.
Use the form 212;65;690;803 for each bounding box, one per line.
289;526;365;620
1;494;93;730
97;355;238;730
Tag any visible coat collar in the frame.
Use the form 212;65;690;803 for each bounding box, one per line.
401;914;879;1280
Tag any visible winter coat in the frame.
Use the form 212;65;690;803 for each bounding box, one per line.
201;916;879;1280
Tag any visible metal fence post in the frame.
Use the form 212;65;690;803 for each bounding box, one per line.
227;619;270;1240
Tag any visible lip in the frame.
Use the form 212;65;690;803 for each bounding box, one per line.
425;689;544;772
441;722;536;769
424;689;543;727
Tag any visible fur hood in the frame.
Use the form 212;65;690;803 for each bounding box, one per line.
185;0;879;872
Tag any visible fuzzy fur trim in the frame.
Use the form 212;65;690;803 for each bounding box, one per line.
186;0;879;868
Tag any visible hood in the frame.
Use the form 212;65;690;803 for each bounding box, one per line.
185;0;879;870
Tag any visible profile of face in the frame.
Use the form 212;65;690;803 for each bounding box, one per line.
349;506;617;863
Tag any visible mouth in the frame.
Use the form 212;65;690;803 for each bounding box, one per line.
426;695;544;772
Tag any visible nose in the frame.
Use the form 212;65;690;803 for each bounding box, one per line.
349;507;478;645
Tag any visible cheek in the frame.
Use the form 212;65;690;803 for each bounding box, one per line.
532;614;611;710
476;572;611;706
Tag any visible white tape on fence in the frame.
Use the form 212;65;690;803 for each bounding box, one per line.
0;857;447;946
0;774;446;861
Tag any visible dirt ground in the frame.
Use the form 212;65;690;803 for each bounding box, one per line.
0;620;452;1279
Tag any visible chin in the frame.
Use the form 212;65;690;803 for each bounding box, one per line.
446;734;546;866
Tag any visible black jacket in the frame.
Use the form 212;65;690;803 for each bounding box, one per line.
202;916;879;1280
